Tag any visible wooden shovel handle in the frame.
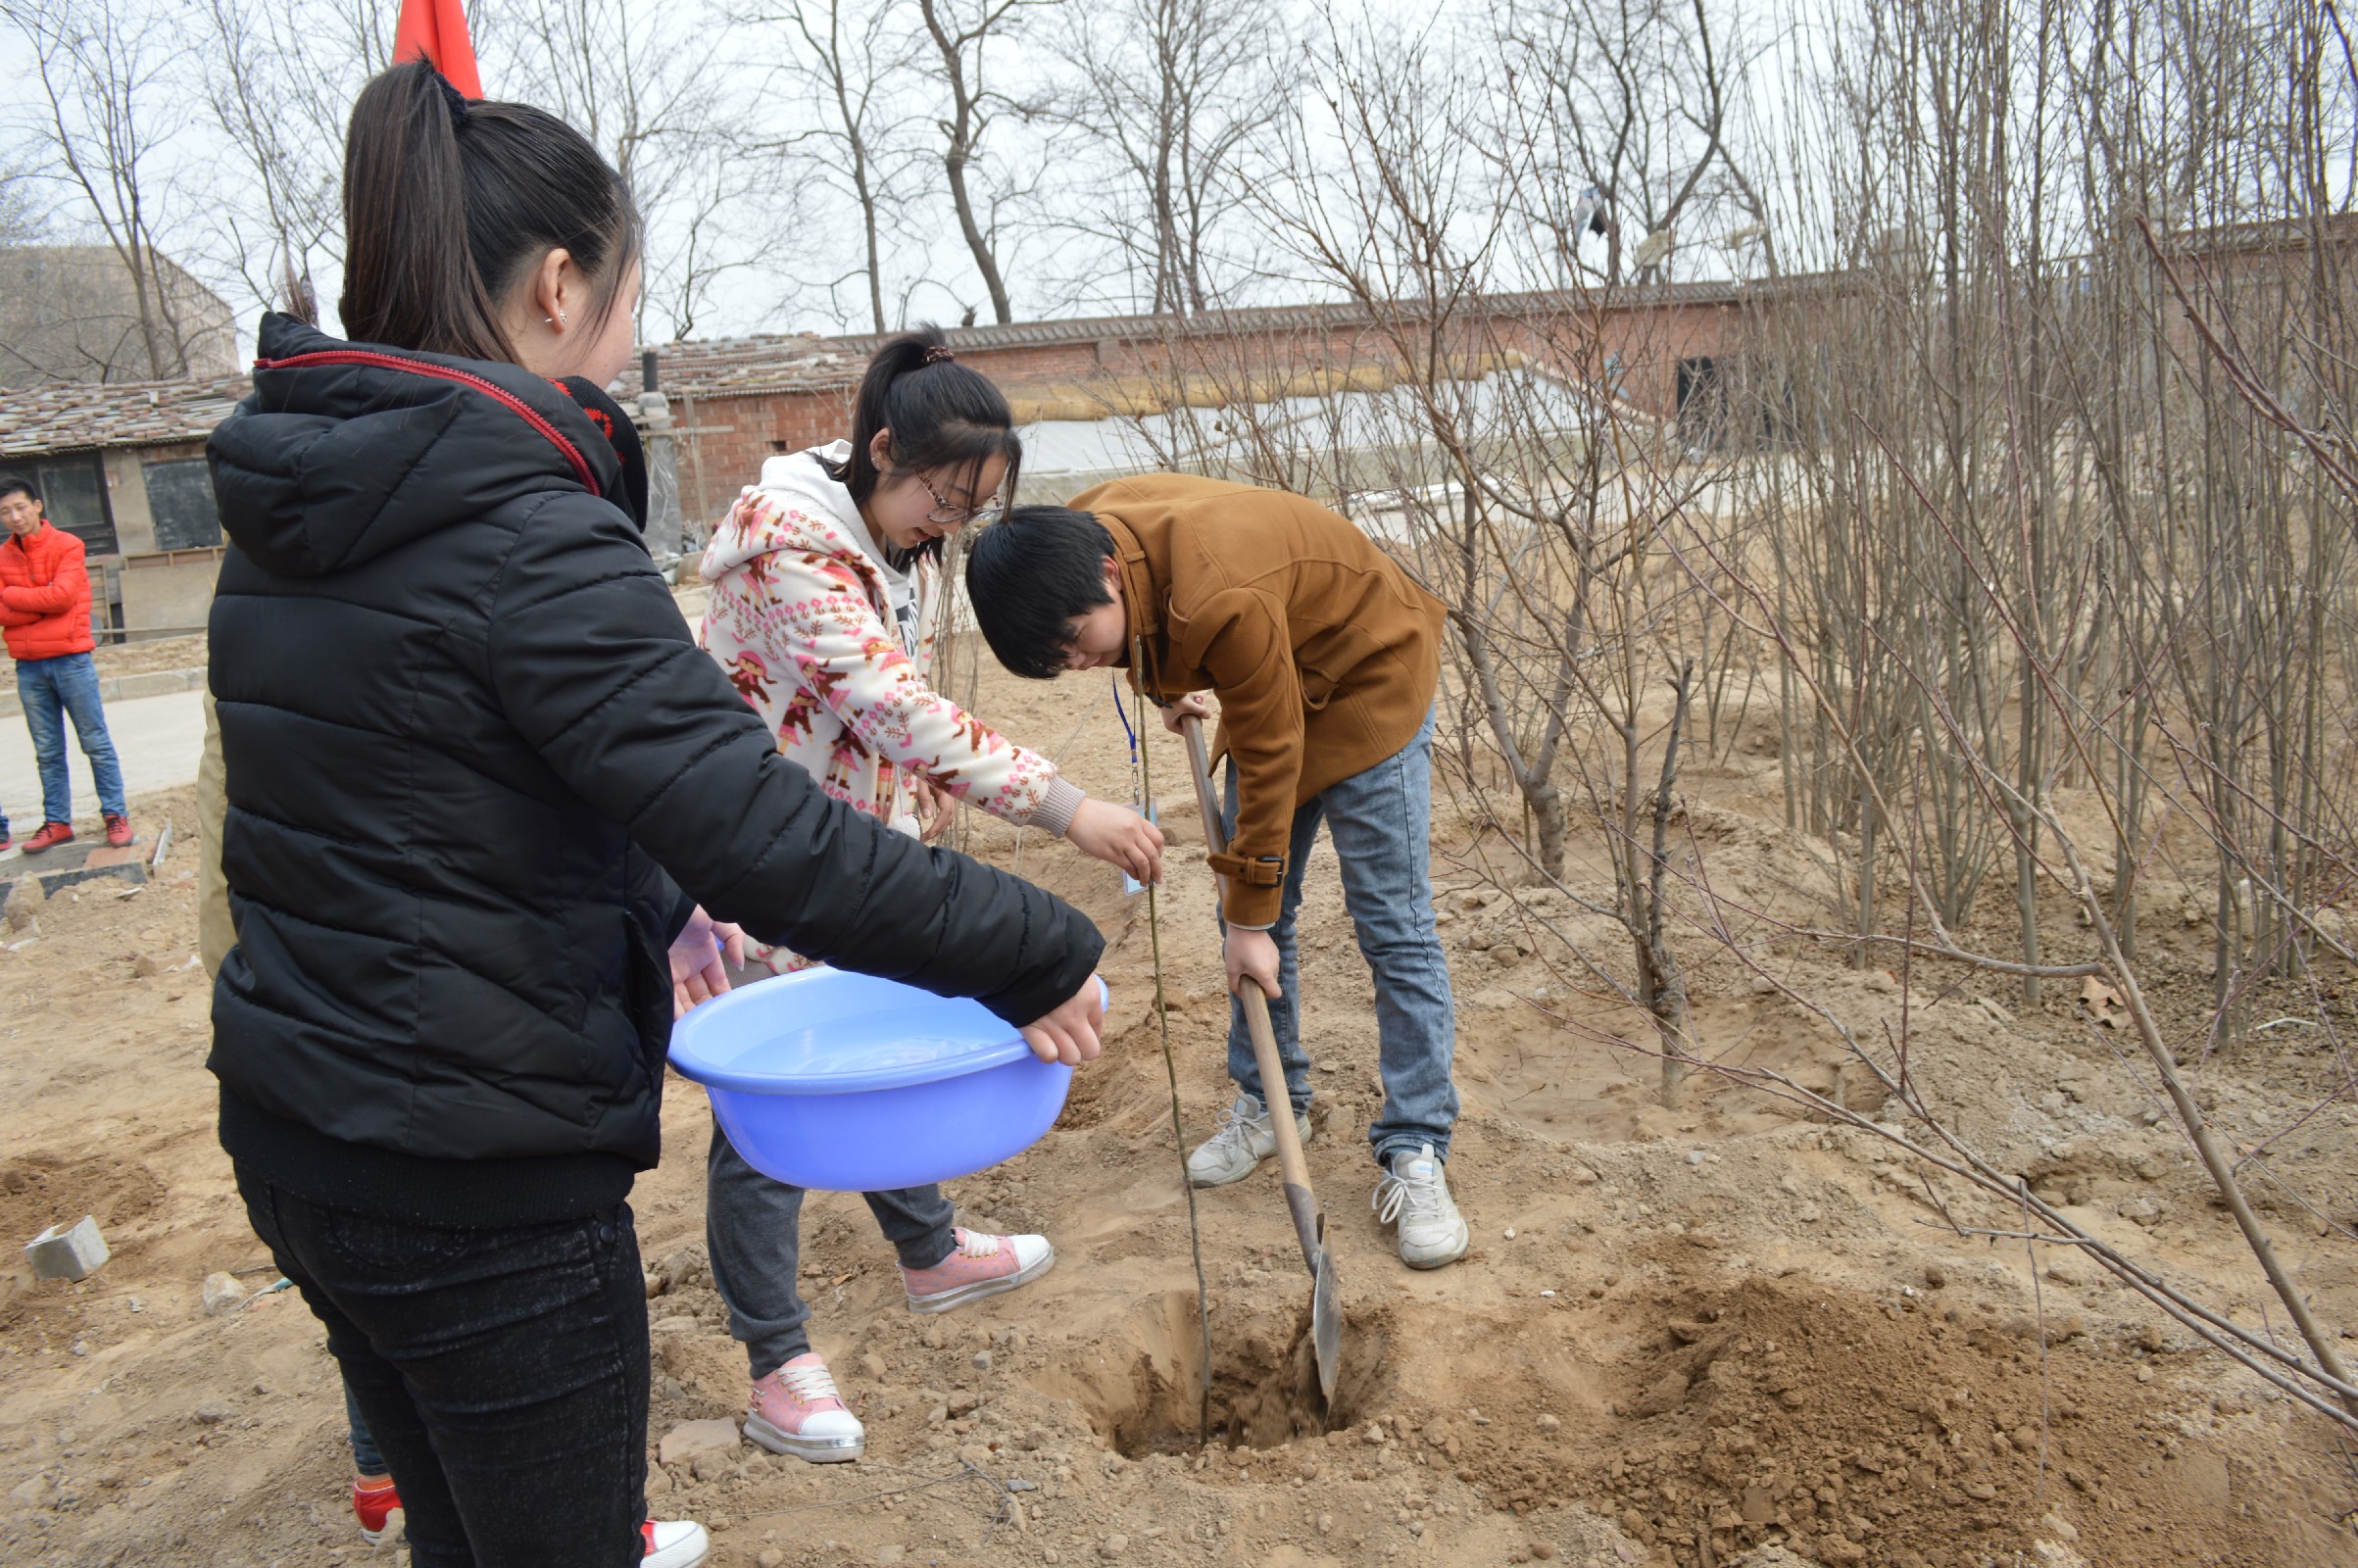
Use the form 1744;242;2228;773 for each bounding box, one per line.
1179;717;1319;1225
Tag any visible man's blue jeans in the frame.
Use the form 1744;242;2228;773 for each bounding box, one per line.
1221;706;1459;1165
17;651;125;825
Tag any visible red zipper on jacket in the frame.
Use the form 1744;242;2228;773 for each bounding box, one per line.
253;349;601;495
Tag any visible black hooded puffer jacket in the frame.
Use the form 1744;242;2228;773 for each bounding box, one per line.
207;316;1102;1224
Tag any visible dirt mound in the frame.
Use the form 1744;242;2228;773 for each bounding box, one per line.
1449;1273;2282;1568
0;1152;166;1248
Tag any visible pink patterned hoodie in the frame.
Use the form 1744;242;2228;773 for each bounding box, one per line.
697;443;1085;850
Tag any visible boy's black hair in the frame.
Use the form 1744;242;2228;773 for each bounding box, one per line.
0;472;37;505
965;505;1117;679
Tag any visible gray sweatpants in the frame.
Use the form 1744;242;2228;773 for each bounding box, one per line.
704;1118;958;1380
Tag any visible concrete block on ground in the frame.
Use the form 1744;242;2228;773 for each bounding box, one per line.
112;668;207;702
25;1215;109;1281
0;850;147;905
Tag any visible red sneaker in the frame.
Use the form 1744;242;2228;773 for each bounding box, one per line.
21;821;73;854
0;830;12;853
643;1519;711;1566
104;813;131;848
351;1476;402;1544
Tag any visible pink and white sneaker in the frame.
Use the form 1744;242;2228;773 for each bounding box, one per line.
744;1351;865;1463
643;1518;711;1567
901;1227;1055;1314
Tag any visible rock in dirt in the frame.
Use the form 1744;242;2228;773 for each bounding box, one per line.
1631;1370;1692;1418
200;1271;248;1315
860;1350;888;1381
759;1550;785;1568
1099;1535;1128;1559
131;954;165;979
2044;1254;2091;1287
658;1418;741;1466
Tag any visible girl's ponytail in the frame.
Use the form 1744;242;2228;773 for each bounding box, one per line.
838;324;1023;519
337;59;640;366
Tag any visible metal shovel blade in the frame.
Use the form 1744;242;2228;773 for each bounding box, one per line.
1281;1185;1342;1402
1309;1213;1342;1403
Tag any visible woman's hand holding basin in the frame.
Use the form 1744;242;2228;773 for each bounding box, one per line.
1020;975;1107;1065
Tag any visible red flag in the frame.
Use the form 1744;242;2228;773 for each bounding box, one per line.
393;0;483;100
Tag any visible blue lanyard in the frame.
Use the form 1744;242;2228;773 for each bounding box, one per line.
1110;671;1140;800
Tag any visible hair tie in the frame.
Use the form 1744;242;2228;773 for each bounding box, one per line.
437;74;470;126
923;345;956;365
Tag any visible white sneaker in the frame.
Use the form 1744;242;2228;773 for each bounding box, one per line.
1187;1092;1314;1187
1373;1144;1468;1268
642;1519;711;1567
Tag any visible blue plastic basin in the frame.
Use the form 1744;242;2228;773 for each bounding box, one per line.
665;966;1095;1191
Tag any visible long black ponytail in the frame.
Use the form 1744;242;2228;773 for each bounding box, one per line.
833;326;1023;537
338;59;641;364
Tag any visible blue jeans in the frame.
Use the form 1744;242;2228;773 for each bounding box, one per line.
1221;706;1458;1165
345;1380;386;1475
18;651;124;824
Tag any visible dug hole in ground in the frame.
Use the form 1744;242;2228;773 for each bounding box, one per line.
0;625;2349;1568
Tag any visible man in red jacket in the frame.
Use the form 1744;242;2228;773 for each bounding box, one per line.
0;474;128;852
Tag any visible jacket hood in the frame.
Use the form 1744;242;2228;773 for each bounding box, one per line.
208;314;624;579
700;442;904;587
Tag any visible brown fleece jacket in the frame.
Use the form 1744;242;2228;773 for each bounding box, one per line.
1070;473;1446;927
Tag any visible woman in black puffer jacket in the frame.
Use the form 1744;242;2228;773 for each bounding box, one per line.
206;62;1104;1568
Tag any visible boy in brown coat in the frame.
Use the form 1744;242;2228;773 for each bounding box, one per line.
967;473;1468;1267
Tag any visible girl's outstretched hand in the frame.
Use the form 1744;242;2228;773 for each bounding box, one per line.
1065;797;1164;885
912;776;957;842
671;906;747;1018
1019;975;1107;1065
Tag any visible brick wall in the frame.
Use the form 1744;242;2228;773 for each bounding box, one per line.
665;293;1768;533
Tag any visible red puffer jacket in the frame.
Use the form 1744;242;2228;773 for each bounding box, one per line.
0;522;96;662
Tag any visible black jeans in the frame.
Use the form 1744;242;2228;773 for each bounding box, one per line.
236;1168;650;1568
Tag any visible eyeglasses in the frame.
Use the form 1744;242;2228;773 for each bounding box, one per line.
918;474;1005;528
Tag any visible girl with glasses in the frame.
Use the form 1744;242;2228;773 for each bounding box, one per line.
692;326;1163;1466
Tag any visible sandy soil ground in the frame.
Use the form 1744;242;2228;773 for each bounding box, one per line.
1;629;2353;1568
0;631;210;686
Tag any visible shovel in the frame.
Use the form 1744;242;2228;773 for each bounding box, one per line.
1178;714;1343;1403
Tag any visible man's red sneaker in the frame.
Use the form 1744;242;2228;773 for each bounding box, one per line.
103;813;131;848
351;1476;402;1544
21;822;73;854
0;831;12;854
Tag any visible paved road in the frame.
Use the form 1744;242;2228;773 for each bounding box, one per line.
0;689;206;830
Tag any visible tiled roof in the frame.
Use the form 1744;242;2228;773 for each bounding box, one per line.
0;373;249;458
640;332;866;399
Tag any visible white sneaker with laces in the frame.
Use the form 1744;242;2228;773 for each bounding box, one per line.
642;1518;711;1567
1373;1144;1469;1268
1187;1092;1314;1187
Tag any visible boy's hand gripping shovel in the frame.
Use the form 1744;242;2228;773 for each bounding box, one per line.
1179;714;1342;1402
